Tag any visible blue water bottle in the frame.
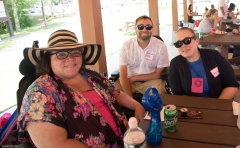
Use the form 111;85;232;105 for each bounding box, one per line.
142;86;162;146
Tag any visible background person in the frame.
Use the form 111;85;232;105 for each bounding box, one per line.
211;4;215;9
17;29;145;147
198;9;222;49
187;4;197;29
169;27;239;99
218;0;229;29
225;3;239;19
218;0;229;18
115;15;169;98
202;7;209;19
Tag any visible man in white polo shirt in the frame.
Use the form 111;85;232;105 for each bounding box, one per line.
115;15;169;98
218;0;228;18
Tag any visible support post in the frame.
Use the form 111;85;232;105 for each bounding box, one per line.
148;0;160;35
78;0;107;73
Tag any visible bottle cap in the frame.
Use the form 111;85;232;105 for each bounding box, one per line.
128;117;138;129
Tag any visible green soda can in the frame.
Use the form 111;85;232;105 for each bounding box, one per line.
199;32;203;40
164;105;178;132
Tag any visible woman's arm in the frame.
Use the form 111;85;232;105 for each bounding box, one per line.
27;122;88;148
116;91;145;122
213;17;222;29
229;11;237;19
218;87;238;99
187;9;194;16
195;7;198;13
215;51;239;99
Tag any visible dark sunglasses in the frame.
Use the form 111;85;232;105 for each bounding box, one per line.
136;24;153;30
173;36;196;48
50;49;82;60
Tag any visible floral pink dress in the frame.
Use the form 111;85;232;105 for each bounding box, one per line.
17;68;128;147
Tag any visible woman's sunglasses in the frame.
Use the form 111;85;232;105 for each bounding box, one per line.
173;36;196;48
136;24;153;30
50;49;82;60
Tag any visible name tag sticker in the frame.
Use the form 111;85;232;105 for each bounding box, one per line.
144;53;154;61
191;78;203;93
210;67;220;77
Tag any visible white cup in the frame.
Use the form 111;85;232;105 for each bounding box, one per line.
232;101;239;116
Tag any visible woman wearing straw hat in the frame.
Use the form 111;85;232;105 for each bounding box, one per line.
17;29;145;147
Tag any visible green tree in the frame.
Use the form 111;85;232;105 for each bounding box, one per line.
5;0;39;31
0;0;40;33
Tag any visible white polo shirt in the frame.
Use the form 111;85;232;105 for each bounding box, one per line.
119;36;169;77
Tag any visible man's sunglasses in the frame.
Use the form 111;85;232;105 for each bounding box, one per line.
173;36;196;48
136;24;153;30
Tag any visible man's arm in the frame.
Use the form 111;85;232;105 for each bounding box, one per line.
220;7;224;16
119;65;133;98
128;67;164;84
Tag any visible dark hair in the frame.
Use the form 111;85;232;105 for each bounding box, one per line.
211;4;214;9
35;52;52;76
229;3;236;11
35;52;86;76
175;27;196;38
152;35;164;42
188;4;193;10
206;9;217;18
135;15;153;27
205;7;209;11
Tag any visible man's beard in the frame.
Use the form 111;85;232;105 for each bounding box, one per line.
137;32;151;41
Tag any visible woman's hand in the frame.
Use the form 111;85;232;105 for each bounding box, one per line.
134;103;146;123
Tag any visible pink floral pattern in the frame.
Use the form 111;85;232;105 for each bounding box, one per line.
18;68;127;147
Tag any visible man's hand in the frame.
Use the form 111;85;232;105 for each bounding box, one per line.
128;76;136;84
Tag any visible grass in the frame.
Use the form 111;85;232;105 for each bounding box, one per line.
0;12;75;51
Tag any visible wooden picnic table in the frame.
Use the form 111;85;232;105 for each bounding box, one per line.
139;94;240;148
197;32;240;59
221;19;240;31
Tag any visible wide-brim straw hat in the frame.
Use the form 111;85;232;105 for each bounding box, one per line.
23;29;101;68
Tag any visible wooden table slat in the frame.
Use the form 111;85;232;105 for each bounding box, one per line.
140;120;240;147
146;138;234;148
198;32;240;45
160;94;233;111
177;107;237;127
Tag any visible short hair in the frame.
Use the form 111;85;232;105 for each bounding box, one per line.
35;52;86;76
135;15;153;27
229;3;236;11
175;27;196;38
206;9;218;18
211;4;214;9
205;7;209;11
